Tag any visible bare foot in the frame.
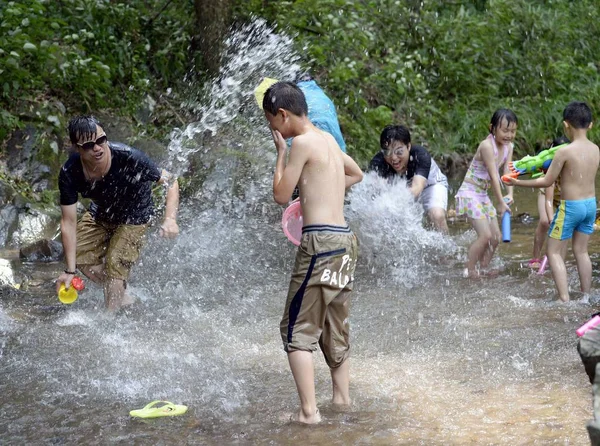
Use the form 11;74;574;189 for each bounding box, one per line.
291;408;321;424
463;268;479;279
480;268;501;278
121;293;138;307
332;395;351;406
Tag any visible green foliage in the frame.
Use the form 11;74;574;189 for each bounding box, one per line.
240;0;600;163
0;0;196;150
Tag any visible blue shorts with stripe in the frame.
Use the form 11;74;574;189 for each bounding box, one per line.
548;197;596;240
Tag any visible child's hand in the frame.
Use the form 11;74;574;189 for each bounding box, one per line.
271;129;287;154
503;195;514;206
503;176;518;186
500;202;511;216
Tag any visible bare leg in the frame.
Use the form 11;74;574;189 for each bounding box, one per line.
427;207;448;234
330;358;350;405
572;231;592;294
79;264;107;285
466;218;493;276
288;350;321;424
547;237;570;301
104;277;128;312
480;217;501;268
532;195;549;261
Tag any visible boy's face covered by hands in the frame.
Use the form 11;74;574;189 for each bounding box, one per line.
265;110;289;154
265;109;291;138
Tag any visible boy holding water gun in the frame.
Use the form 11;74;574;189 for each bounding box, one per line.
506;102;599;301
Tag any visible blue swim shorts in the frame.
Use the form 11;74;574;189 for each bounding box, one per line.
548;197;596;240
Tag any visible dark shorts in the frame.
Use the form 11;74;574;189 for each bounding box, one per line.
280;224;358;368
76;212;147;280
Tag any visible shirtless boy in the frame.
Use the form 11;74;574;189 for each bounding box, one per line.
263;81;363;423
507;102;599;301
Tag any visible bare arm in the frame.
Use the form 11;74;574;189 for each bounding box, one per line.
343;152;363;189
544;184;555;222
56;204;78;292
480;141;506;207
502;145;514;204
409;176;427;198
272;130;309;205
158;169;179;238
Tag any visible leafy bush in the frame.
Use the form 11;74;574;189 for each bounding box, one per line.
237;0;600;163
0;0;196;148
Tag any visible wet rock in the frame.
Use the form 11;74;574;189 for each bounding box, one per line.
0;259;16;286
0;284;66;321
518;213;534;225
19;239;64;262
0;179;17;205
586;420;600;446
11;207;55;246
0;204;18;247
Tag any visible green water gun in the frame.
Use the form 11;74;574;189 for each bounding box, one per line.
502;143;567;183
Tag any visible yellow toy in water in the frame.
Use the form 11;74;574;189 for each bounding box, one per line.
58;277;84;304
254;77;278;109
130;400;188;418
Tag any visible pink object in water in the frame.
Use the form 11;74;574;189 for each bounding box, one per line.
576;315;600;337
537;255;548;275
282;201;303;246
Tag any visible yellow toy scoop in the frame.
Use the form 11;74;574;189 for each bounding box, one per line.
130;400;188;418
254;77;279;109
58;283;78;304
58;277;85;304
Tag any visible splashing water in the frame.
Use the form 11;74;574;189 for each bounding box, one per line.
0;18;595;446
347;173;458;288
166;19;301;177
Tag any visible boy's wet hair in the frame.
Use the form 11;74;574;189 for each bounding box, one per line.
263;81;308;117
563;101;592;129
68;115;102;144
490;108;518;132
380;125;411;149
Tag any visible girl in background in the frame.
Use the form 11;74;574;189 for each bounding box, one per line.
528;136;569;269
529;137;569;269
455;109;517;278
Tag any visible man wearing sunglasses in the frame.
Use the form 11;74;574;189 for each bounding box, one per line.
55;115;179;312
369;125;449;233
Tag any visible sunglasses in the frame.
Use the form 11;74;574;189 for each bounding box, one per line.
76;134;107;150
381;145;407;158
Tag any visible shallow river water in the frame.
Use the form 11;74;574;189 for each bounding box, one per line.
2;19;599;446
1;178;599;445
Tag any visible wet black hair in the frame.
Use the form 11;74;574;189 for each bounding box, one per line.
262;81;308;117
68;115;102;144
379;125;411;149
563;101;593;129
536;135;570;154
490;108;518;133
550;135;569;147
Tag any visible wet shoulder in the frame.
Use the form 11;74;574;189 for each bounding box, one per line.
475;138;494;159
561;141;600;166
